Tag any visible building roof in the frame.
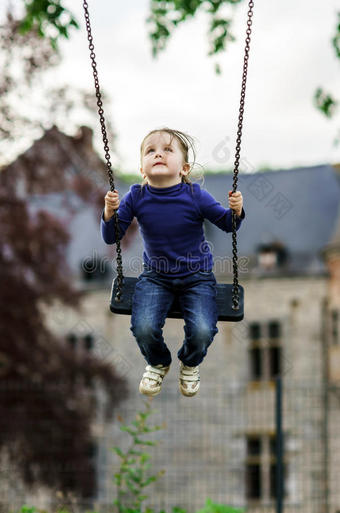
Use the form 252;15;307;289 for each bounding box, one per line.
202;164;340;276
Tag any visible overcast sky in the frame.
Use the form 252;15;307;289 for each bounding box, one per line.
11;1;340;174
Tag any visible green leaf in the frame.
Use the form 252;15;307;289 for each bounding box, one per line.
18;18;33;34
113;473;122;485
126;480;139;494
172;507;187;513
141;475;157;487
126;458;137;465
331;12;340;59
128;449;143;456
120;426;139;435
50;37;58;51
215;62;222;74
196;497;245;513
70;19;80;29
140;452;151;463
57;25;69;38
37;25;45;38
113;447;125;458
20;507;37;513
314;87;338;118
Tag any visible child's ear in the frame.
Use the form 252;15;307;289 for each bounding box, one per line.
181;163;191;175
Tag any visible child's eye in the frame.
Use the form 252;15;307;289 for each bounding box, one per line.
165;147;172;151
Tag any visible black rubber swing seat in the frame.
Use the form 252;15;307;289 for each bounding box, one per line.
110;276;244;322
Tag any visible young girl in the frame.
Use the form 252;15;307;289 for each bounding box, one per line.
101;128;245;398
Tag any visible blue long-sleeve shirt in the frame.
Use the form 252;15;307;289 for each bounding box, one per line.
100;181;245;277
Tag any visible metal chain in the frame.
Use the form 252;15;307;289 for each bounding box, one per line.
231;0;254;311
82;0;124;302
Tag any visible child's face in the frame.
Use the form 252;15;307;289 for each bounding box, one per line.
140;132;190;187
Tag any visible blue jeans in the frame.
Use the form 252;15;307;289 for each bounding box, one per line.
130;267;219;367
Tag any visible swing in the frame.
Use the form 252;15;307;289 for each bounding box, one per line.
82;0;254;322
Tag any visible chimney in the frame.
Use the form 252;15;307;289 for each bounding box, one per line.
77;126;94;150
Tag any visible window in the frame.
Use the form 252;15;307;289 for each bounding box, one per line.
66;333;94;353
269;346;281;377
248;320;283;381
67;333;77;349
84;440;98;498
245;434;287;502
246;435;262;500
84;334;94;351
249;322;261;340
331;309;339;345
247;437;262;456
257;242;288;271
250;347;262;379
246;463;261;499
65;333;96;390
269;435;286;499
268;320;281;339
258;249;277;270
87;440;98;459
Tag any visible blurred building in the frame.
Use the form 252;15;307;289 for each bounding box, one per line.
1;126;340;513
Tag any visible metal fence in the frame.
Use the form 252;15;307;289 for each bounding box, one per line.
1;377;340;513
96;377;339;513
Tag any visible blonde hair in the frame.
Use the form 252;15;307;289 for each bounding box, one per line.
140;127;197;189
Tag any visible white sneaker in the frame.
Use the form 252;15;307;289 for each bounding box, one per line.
139;364;170;397
179;361;200;397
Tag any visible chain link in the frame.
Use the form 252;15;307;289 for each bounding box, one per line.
83;0;124;301
231;0;254;311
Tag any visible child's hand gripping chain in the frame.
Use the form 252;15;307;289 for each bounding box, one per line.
104;189;120;221
228;190;243;218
